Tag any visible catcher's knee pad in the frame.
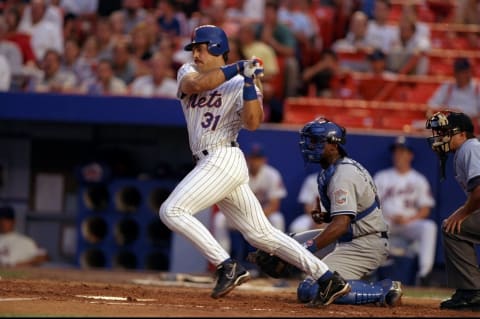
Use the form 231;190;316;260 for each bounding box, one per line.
297;277;318;303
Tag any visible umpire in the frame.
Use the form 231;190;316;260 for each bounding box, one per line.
426;111;480;311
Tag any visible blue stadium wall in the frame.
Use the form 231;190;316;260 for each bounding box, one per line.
0;92;473;268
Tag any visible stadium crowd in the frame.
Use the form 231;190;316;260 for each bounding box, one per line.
0;0;479;123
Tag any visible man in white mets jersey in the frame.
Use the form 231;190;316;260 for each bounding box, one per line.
159;24;350;306
373;136;437;286
426;111;480;311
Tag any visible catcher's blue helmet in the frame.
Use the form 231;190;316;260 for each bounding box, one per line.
184;25;229;56
299;117;347;163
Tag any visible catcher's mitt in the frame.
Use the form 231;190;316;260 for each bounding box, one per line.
246;249;301;279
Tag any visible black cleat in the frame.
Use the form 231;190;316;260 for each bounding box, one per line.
211;259;251;299
307;271;351;307
440;290;480;312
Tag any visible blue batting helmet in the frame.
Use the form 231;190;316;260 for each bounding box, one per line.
184;25;229;56
299;117;347;163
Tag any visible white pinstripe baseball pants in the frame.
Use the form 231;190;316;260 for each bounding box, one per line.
159;146;330;279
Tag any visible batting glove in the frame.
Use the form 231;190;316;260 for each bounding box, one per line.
238;57;264;79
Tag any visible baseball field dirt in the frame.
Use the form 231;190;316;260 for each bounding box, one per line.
0;267;478;317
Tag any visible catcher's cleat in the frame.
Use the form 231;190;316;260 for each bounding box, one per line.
384;281;403;307
307;271;351;307
211;259;251;299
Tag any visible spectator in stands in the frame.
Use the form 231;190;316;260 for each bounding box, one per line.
111;38;137;85
0;54;11;91
255;0;300;98
427;57;480;134
455;0;480;49
237;22;279;83
373;136;437;286
108;10;130;43
27;48;78;93
59;0;99;22
0;15;23;77
356;48;397;101
3;6;36;66
289;172;322;234
120;0;148;34
0;0;28;15
386;14;431;75
366;48;396;78
81;58;127;96
212;143;287;253
129;22;155;76
94;17;115;61
456;0;480;25
0;206;49;267
224;0;249;27
156;35;181;77
129;53;177;98
74;35;99;83
19;0;63;31
364;0;398;54
301;48;357;99
332;10;373;72
277;0;320;69
61;13;86;46
17;0;64;63
155;0;182;39
60;38;82;78
243;0;266;24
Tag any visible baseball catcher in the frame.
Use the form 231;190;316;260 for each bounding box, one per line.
249;117;403;306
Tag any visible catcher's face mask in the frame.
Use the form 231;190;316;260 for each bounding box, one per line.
426;111;460;155
299;118;346;163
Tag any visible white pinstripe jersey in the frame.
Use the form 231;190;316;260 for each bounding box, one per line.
176;62;262;155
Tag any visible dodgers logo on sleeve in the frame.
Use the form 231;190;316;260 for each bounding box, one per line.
334;189;348;206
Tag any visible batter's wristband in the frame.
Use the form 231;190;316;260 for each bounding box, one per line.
243;78;257;101
220;63;238;81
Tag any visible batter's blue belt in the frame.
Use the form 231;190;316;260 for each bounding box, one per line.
193;141;239;162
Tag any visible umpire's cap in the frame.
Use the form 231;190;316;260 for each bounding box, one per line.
0;206;15;219
447;112;474;133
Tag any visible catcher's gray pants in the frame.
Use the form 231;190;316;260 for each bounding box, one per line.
442;209;480;290
292;229;389;280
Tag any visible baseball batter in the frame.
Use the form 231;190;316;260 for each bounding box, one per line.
159;25;350;306
426;111;480;311
294;117;402;306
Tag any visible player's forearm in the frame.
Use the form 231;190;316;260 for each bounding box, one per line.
180;68;231;94
241;99;263;130
313;215;350;250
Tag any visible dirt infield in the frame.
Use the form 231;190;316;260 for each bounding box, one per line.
0;267;478;317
